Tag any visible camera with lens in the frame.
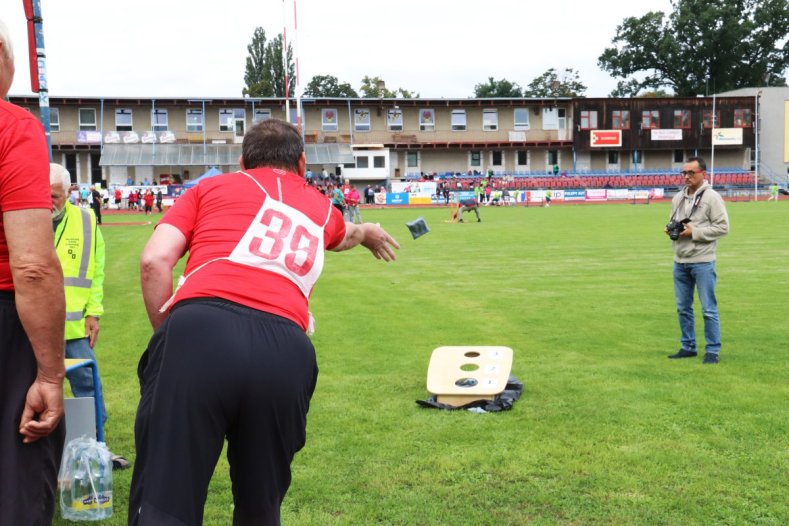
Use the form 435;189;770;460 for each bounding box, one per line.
666;218;689;240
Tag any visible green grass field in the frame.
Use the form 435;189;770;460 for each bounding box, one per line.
53;200;788;525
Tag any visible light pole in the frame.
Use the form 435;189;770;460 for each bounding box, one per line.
754;89;761;201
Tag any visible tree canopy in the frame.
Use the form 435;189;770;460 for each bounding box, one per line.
242;27;296;98
473;77;523;97
523;68;587;97
358;76;416;98
598;0;789;97
303;75;358;97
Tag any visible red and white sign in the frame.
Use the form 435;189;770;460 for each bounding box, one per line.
590;130;622;147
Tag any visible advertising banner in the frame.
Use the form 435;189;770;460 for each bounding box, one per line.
629;189;651;200
712;128;743;146
606;189;629;200
564;189;586;201
650;129;683;141
76;131;102;144
590;130;622;147
585;189;607;201
386;192;409;206
650;187;665;199
374;192;387;205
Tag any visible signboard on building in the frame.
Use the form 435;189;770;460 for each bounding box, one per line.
650;129;683;141
590;130;622;147
76;131;102;144
712;128;743;146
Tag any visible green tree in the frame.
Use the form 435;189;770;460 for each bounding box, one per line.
242;28;296;97
523;68;587;97
359;76;416;98
473;77;522;97
303;75;359;97
599;0;789;97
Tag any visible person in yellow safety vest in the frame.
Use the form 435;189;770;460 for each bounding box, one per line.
50;164;129;470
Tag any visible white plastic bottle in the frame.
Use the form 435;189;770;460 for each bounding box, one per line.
59;436;113;521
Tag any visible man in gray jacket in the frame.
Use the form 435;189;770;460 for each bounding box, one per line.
666;157;729;364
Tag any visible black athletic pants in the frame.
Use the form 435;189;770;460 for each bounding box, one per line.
0;291;65;526
129;298;318;526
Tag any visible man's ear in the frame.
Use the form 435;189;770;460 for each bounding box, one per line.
297;152;306;177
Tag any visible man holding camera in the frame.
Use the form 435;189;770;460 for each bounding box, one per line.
666;157;729;364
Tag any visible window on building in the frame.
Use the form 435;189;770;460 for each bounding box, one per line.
673;110;691;129
734;109;752;127
79;108;97;131
612;110;630;129
469;151;481;167
322;109;338;131
608;151;619;165
115;109;133;131
483;109;498;131
406;152;418;168
373;156;385;168
354;109;371;132
187;108;204;132
641;110;659;129
491;151;503;167
49;108;60;132
580;110;598;130
253;109;271;123
542;108;566;130
702;111;720;128
516;150;528;166
387;109;403;131
547;150;558;165
219;109;234;132
151;109;168;131
419;109;435;132
673;150;684;163
632;150;642;164
514;108;530;131
451;109;466;131
356;156;369;168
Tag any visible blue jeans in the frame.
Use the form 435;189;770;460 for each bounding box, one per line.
65;337;107;424
673;261;721;354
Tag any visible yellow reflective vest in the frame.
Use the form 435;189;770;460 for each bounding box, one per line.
54;202;105;341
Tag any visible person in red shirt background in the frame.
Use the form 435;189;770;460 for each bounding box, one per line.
142;190;154;215
131;119;399;525
346;185;362;224
0;19;67;525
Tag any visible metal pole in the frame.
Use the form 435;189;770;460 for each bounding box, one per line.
24;0;52;159
710;93;716;186
282;0;290;123
754;90;760;201
293;0;302;132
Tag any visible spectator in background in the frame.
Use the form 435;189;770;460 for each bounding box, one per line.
767;183;779;201
155;189;163;213
143;190;154;215
451;198;481;223
346;185;362;224
91;185;103;224
0;20;67;524
128;188;138;210
329;182;346;217
114;187;122;208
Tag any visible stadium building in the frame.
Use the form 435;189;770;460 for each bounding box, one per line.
8;93;768;189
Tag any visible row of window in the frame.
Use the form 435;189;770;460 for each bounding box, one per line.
50;107;275;133
579;109;753;130
47;106;755;134
343;108;567;132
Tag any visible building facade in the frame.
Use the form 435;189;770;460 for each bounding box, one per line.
8;93;759;187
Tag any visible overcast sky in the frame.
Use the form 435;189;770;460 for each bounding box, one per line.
3;0;675;100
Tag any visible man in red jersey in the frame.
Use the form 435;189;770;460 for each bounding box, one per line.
131;119;399;525
0;19;67;526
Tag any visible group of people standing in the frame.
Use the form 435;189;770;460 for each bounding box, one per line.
121;188;163;215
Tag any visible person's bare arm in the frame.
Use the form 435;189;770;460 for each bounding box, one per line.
330;222;399;261
140;224;188;330
4;208;66;443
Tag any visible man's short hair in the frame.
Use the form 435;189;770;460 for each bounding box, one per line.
0;19;13;61
241;119;303;173
50;163;71;192
687;156;707;172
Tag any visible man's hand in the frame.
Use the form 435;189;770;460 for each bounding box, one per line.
19;374;64;444
360;223;400;261
85;315;100;348
680;223;693;237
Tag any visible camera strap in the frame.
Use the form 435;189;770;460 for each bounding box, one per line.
671;188;706;222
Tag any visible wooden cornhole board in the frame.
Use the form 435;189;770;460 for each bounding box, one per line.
427;346;513;407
